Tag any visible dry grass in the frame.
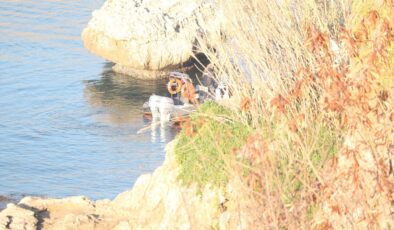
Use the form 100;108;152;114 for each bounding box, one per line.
178;0;394;228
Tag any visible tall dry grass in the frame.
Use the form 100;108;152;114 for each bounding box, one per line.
198;0;348;124
191;0;394;228
196;0;348;227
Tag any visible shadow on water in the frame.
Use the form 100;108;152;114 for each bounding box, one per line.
84;63;177;143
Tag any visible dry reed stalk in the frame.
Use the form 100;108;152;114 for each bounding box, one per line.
191;0;393;228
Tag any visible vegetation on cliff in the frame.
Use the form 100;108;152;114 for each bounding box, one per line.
175;0;394;228
175;101;251;189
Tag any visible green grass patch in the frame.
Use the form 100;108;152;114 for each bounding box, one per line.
277;123;340;205
174;101;251;189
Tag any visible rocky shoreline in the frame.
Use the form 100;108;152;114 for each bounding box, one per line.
0;142;230;230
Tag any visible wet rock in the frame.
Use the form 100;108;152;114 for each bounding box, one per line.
82;0;224;78
0;196;13;211
112;64;168;79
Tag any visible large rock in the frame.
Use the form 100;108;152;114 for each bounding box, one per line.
0;204;37;230
82;0;224;77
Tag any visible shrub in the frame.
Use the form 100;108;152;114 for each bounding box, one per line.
174;101;251;189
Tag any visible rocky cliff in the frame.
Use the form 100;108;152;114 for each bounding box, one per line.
82;0;224;78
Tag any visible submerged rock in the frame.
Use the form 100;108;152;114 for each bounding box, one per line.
82;0;224;78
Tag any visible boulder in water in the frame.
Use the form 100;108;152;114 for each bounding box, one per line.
82;0;224;78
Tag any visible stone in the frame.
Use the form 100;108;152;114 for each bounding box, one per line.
112;64;168;79
0;203;37;230
113;221;132;230
82;0;225;78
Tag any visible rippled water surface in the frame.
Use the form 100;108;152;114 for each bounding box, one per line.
0;0;175;204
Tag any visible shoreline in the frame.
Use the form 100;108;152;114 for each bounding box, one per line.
0;141;224;229
1;0;225;228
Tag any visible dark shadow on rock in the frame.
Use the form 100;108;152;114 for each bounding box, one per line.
181;52;210;80
18;204;49;230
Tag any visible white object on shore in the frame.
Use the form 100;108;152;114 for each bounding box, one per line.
149;95;174;123
215;81;229;100
159;97;174;122
148;95;162;119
